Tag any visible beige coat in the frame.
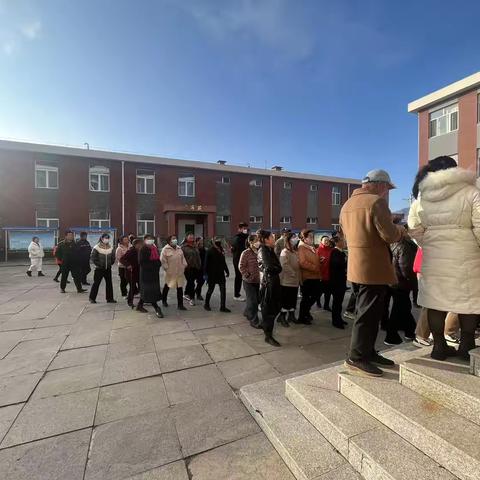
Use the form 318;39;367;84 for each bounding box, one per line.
340;188;403;285
408;168;480;314
279;248;300;287
297;241;322;281
160;244;187;288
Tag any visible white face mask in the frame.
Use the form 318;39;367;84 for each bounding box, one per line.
242;229;248;234
171;239;178;246
145;239;155;246
101;238;109;245
290;237;300;247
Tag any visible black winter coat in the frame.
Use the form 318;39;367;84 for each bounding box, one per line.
231;233;248;262
204;246;229;284
76;239;92;266
90;245;116;269
329;248;347;290
139;246;162;303
55;240;79;266
391;238;417;291
257;245;282;316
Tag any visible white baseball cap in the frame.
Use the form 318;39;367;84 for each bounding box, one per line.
362;169;396;189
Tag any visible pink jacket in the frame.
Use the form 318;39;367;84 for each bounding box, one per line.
413;247;422;274
116;244;128;268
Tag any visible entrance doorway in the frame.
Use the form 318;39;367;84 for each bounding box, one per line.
177;218;204;239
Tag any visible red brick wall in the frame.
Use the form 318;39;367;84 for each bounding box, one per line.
458;90;478;171
418;109;429;167
292;179;308;231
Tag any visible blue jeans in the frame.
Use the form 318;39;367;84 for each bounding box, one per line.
243;281;260;323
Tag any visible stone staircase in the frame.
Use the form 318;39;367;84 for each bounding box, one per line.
240;345;480;480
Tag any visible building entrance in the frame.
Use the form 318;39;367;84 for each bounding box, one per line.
177;219;204;239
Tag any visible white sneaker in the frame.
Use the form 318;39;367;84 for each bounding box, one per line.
343;311;355;320
188;298;195;306
445;334;460;345
234;296;246;302
413;337;432;347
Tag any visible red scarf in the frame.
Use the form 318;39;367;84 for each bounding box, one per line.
149;245;160;261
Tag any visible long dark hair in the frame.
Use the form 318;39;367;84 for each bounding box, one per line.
412;156;457;199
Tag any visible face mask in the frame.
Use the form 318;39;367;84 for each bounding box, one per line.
242;229;248;234
145;239;155;246
291;237;300;247
171;239;178;246
101;238;109;245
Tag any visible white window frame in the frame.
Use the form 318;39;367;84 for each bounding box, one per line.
216;215;231;223
89;166;110;192
429;104;458;138
249;179;263;187
136;214;155;236
306;217;317;225
249;215;263;223
220;176;230;184
35;164;58;189
89;212;110;229
332;224;340;232
36;217;59;228
310;184;318;192
332;186;341;206
136;170;155;194
178;176;195;197
280;216;291;223
283;181;292;190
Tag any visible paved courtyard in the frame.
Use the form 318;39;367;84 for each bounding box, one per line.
0;260;393;479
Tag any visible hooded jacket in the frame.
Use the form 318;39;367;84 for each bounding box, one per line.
408;168;480;314
160;243;187;288
90;244;115;269
28;241;44;259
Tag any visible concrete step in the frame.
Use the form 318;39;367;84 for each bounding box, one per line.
469;347;480;376
339;370;480;480
240;376;363;480
286;365;455;480
400;356;480;426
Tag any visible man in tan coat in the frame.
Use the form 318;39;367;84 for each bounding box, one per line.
340;169;404;377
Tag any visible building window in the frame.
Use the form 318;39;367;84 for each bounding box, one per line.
306;217;317;224
429;104;458;138
220;176;230;184
280;216;291;223
137;213;155;236
216;215;231;223
178;176;195;197
35;164;58;189
332;224;341;232
249;216;263;223
332;186;341;205
36;218;59;228
89;212;110;229
249;179;263;187
283;181;292;190
310;184;318;192
136;170;155;194
89;166;110;192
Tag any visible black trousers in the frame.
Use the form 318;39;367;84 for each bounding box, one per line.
79;263;90;284
349;284;389;361
118;268;128;297
233;258;242;297
162;284;184;307
127;279;138;306
331;284;346;326
318;281;331;308
54;265;62;281
386;289;416;339
281;285;298;310
60;264;82;291
346;282;359;313
299;279;320;320
243;281;260;322
184;268;198;299
89;268;114;302
195;270;205;298
205;281;226;309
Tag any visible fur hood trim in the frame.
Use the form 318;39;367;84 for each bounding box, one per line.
419;168;477;202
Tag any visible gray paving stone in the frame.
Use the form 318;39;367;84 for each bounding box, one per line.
126;461;189;479
262;346;320;375
217;355;280;390
157;344;212;373
0;330;29;359
172;395;259;456
229;322;264;337
0;428;91;480
107;337;156;360
193;326;239;344
315;464;363;479
242;334;283;354
188;432;296;479
7;336;66;358
1;388;98;447
23;325;72;341
204;338;257;362
62;329;111;350
153;331;200;352
8;301;58;321
0;301;29;315
163;364;233;405
0;351;55;378
101;352;161;385
0;372;43;406
85;410;182;480
48;344;108;370
96;376;169;424
32;364;103;399
0;403;23;441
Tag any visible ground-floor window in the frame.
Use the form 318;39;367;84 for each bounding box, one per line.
89;211;110;229
137;213;155;236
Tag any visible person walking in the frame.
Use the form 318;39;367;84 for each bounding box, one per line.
231;222;249;301
137;234;164;318
181;233;202;306
274;227;291;257
257;229;282;347
409;156;480;361
161;235;187;311
121;238;143;309
329;236;348;329
52;243;63;282
384;223;418;345
204;237;231;312
195;237;206;301
239;234;261;328
278;232;300;327
76;232;92;285
27;236;45;277
55;230;86;293
297;229;322;325
116;235;130;298
316;236;333;311
89;234;116;304
340;169;404;377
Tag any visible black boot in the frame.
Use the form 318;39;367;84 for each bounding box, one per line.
277;311;289;327
26;270;32;277
429;310;457;361
457;314;478;361
38;271;45;277
287;310;297;324
154;305;164;319
204;289;212;311
265;334;281;347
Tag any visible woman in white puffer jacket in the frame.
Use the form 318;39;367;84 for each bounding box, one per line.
408;156;480;361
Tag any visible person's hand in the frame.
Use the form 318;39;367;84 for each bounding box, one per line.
319;256;325;263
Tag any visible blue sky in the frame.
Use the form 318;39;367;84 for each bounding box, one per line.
1;0;479;210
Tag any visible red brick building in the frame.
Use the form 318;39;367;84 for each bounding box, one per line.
409;71;480;171
0;139;360;251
